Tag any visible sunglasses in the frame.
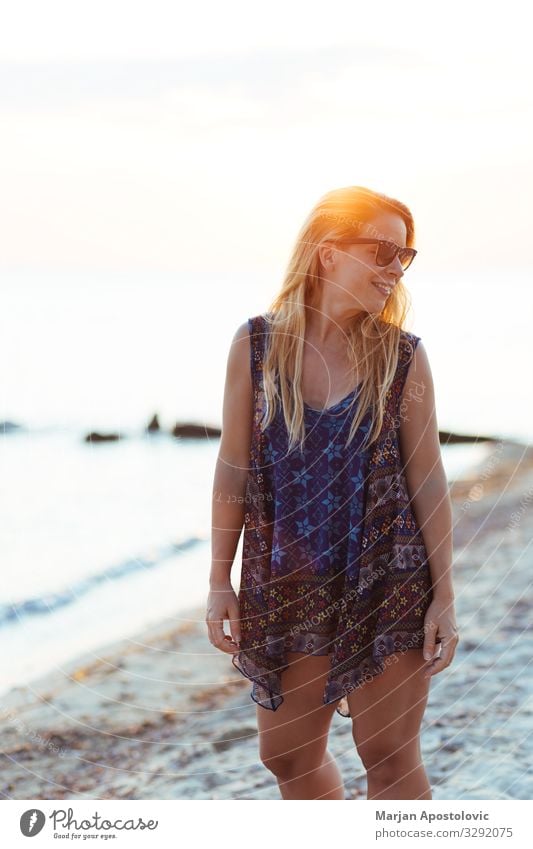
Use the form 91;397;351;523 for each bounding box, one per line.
339;238;417;271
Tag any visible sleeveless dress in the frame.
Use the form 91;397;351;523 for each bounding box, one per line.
231;313;438;719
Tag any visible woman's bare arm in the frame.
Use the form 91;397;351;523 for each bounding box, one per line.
398;340;458;676
398;341;454;601
209;320;254;590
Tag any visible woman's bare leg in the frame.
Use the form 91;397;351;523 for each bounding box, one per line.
256;651;345;799
346;648;432;800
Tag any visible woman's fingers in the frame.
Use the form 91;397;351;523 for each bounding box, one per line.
422;619;439;660
228;603;242;648
223;634;241;653
423;632;459;678
206;587;242;654
207;617;240;654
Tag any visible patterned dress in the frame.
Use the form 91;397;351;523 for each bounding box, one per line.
232;313;438;719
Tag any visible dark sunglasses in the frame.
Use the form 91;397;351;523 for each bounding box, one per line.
339;238;417;271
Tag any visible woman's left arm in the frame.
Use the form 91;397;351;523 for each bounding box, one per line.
398;340;459;678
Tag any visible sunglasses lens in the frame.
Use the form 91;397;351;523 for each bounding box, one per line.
376;242;397;266
400;249;415;270
376;242;415;270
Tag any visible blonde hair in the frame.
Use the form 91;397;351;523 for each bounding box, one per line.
260;185;417;454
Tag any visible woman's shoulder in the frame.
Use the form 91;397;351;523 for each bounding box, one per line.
395;328;423;386
245;313;268;335
373;319;421;361
246;312;276;338
398;326;421;343
234;313;270;340
398;327;422;356
249;311;274;322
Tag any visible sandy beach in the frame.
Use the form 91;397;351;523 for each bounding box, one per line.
1;437;533;801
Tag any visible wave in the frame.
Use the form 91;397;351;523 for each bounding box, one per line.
0;534;208;629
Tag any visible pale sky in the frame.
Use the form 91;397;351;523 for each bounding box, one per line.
1;0;532;277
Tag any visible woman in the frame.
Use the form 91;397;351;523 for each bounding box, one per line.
207;185;458;801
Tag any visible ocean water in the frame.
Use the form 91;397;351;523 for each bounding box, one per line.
0;267;530;695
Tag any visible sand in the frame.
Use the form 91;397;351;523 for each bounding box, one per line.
1;438;533;800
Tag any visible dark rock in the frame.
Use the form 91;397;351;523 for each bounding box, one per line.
84;432;123;443
438;432;498;445
171;422;221;439
146;414;161;433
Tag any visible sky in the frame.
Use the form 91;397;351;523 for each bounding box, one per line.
0;0;532;279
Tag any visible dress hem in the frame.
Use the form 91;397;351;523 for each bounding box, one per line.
232;632;439;720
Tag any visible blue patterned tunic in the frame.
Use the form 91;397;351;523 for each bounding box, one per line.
232;313;438;718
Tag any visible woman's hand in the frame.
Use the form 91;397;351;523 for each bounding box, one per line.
422;595;459;679
206;583;242;654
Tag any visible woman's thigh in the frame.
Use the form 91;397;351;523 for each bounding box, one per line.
256;651;338;770
346;648;431;766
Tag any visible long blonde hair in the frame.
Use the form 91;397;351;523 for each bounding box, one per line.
260;185;417;454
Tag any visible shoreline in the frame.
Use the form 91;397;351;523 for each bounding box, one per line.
1;437;533;800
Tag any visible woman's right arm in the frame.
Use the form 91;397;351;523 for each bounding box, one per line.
206;320;253;653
